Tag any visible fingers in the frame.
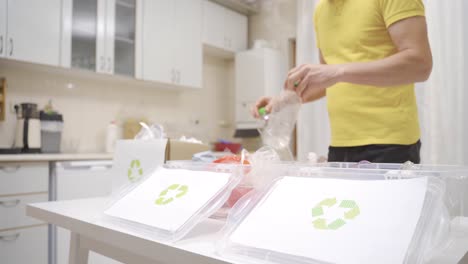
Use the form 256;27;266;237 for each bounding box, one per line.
251;96;272;118
286;65;309;91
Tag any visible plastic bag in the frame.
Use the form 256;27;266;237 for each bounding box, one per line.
258;90;301;161
134;122;166;140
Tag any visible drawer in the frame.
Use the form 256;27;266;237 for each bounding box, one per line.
0;225;48;264
0;162;49;196
0;193;48;230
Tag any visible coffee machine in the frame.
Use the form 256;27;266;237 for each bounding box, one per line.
14;103;41;153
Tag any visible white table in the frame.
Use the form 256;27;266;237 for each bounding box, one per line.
26;197;468;264
26;197;237;264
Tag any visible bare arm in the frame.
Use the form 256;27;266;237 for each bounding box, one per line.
339;16;432;86
286;16;433;99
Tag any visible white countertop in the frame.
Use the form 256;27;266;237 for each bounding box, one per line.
0;153;114;162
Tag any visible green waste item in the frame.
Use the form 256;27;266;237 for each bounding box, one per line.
258;107;267;116
311;197;360;230
127;159;143;182
155;184;189;205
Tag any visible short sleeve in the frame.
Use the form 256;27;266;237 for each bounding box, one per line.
313;3;322;49
380;0;425;28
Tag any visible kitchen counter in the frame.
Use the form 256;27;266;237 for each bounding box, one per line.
0;153;113;163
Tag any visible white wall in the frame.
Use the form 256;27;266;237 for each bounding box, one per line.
0;56;235;152
249;0;297;71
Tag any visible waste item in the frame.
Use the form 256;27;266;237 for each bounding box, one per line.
257;90;301;161
134;123;166;140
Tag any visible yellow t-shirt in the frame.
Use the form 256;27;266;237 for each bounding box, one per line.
314;0;425;147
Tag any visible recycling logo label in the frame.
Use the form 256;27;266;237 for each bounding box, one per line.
127;159;143;182
311;198;360;230
155;184;189;205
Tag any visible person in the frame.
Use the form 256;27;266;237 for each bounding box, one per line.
253;0;432;164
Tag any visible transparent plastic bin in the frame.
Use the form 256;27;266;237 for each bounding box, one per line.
219;171;454;264
218;163;468;264
99;163;244;242
166;160;253;219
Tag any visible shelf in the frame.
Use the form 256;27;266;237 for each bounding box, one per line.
115;35;135;44
209;0;259;15
116;0;135;9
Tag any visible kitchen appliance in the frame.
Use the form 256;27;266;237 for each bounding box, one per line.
54;160;119;264
14;103;42;153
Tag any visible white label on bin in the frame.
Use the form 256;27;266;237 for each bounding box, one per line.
105;168;230;232
229;177;428;264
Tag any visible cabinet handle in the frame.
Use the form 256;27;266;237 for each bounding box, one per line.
0;36;3;54
0;233;20;242
0;165;20;173
0;199;21;208
9;38;13;56
100;56;105;71
107;57;112;72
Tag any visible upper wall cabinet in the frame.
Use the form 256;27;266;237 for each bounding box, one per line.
0;0;61;66
62;0;138;77
203;0;247;53
141;0;202;89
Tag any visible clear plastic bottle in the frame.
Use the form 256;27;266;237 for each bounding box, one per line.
257;90;301;161
105;121;118;153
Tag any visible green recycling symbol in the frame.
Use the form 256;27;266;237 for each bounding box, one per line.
155;184;189;205
127;159;143;182
311;198;360;230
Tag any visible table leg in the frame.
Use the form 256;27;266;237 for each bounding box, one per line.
69;232;89;264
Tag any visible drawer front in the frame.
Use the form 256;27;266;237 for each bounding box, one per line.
0;225;48;264
0;193;48;230
0;162;49;195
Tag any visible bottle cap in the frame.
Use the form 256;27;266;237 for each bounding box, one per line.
258;107;267;116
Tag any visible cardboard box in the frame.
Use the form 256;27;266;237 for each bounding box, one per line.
165;139;210;161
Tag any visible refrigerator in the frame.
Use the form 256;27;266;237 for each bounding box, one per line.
53;160;122;264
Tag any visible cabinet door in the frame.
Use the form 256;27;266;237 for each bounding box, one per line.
96;0;108;73
104;0;116;74
202;0;225;49
0;226;48;264
174;0;202;88
113;0;137;77
224;8;247;52
6;0;61;66
141;0;175;84
70;0;98;71
0;0;6;58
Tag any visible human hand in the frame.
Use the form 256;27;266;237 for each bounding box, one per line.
284;64;343;98
251;96;273;119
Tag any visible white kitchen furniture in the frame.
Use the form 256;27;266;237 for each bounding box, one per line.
27;198;236;264
140;0;203;89
0;153;113;264
55;161;121;264
203;0;248;55
62;0;139;77
0;0;61;66
235;47;283;130
0;162;49;264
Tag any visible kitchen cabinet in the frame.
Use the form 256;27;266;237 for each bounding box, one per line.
203;0;248;53
0;226;48;264
0;162;49;264
0;0;6;58
63;0;138;77
0;0;61;66
141;0;202;89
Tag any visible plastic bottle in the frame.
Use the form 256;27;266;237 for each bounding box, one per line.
106;121;118;153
